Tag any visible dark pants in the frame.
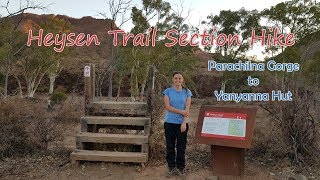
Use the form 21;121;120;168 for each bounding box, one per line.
164;122;189;171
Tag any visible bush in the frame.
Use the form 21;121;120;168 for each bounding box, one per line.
56;97;84;123
0;96;64;158
55;86;67;93
33;118;64;150
50;92;67;104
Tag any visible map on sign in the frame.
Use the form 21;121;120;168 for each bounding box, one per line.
201;111;246;140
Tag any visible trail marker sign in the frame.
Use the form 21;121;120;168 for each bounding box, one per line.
195;105;257;176
84;65;91;77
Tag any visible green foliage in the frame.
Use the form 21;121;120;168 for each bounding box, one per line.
50;91;67;104
55;86;67;93
0;20;13;61
262;0;319;40
204;8;262;58
303;51;320;86
0;72;4;85
115;0;199;97
40;15;71;75
0;20;18;65
131;7;150;34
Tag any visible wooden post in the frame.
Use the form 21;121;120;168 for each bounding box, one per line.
84;64;95;115
146;65;155;115
146;65;155;161
211;145;245;176
91;64;95;101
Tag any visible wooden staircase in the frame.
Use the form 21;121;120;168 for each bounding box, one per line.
70;101;151;164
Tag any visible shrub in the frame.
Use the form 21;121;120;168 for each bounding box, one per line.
0;96;64;158
56;97;84;123
50;92;67;104
33;118;64;150
55;86;67;93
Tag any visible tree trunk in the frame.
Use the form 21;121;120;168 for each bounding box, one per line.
192;86;201;98
26;71;47;98
116;78;123;101
130;66;136;101
135;74;139;100
4;66;9;97
140;83;146;101
13;75;23;98
139;66;149;101
27;87;34;97
3;56;11;98
107;65;114;100
27;79;35;97
97;74;102;100
221;80;226;92
17;80;23;98
49;75;55;94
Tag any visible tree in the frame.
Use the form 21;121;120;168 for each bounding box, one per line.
260;0;320;165
99;0;132;100
7;15;70;98
0;0;47;98
203;8;262;92
119;0;199;100
114;0;171;101
40;15;71;94
0;20;13;97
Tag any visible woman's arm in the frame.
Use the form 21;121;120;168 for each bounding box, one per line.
185;97;191;116
181;97;191;132
164;95;188;116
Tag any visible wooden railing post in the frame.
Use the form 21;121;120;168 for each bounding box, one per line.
84;64;95;114
91;64;95;101
147;65;155;115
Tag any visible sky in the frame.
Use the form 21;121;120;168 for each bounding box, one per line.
1;0;291;60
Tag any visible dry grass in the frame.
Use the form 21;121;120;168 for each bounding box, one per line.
0;95;84;159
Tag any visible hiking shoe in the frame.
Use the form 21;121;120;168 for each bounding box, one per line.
167;168;175;177
178;169;186;177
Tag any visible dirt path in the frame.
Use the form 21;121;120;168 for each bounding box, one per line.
36;104;273;180
1;103;317;180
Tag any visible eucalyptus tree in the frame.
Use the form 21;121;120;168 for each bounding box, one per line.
0;0;47;97
202;8;262;92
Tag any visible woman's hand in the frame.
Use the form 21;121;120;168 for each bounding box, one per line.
180;122;187;132
186;109;190;117
180;110;190;117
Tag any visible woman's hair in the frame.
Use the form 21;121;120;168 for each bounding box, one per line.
172;71;183;77
172;71;188;93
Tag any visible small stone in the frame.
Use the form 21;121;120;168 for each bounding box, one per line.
269;172;275;176
205;176;218;180
290;174;308;180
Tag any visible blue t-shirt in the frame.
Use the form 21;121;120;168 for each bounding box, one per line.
163;87;192;124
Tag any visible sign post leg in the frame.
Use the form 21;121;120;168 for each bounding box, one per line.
211;145;245;177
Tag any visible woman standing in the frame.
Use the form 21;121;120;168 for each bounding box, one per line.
163;72;192;177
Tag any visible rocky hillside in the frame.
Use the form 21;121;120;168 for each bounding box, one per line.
15;13;117;73
8;13;221;97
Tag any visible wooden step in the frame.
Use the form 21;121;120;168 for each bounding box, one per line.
71;150;147;163
76;132;148;145
81;116;150;126
88;101;148;110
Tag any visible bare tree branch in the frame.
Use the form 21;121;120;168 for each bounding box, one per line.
0;0;50;23
98;0;132;28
